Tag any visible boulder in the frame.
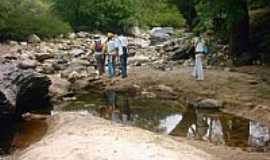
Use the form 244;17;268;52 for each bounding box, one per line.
18;60;38;69
70;49;85;57
150;27;175;44
0;63;51;116
48;75;71;97
28;34;41;43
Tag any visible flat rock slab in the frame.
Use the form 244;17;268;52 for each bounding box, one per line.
17;112;214;160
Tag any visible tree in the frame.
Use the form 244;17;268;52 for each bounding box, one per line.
198;0;255;65
169;0;198;31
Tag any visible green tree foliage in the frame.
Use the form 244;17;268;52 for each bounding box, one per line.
52;0;185;32
136;0;185;28
53;0;137;33
0;0;71;40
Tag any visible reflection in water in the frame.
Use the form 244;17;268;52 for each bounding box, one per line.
249;121;270;147
102;90;131;124
63;90;270;151
159;114;183;134
0;116;48;155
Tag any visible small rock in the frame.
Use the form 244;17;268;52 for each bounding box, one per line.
141;91;157;98
20;42;28;46
8;40;18;46
18;60;37;69
35;52;54;62
195;99;223;109
67;33;76;39
49;75;72;97
76;31;90;38
71;49;85;57
157;84;175;93
28;34;41;43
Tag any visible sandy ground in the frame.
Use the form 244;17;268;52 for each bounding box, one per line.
14;112;214;160
10;112;270;160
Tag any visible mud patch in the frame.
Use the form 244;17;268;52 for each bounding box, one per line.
0;115;48;155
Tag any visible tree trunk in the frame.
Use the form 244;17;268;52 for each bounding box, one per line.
0;63;51;117
176;0;198;32
229;0;253;65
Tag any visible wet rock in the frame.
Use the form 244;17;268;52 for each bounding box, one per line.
28;34;41;43
194;99;224;109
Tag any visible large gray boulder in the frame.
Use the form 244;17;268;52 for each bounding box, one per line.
150;27;175;44
0;63;51;116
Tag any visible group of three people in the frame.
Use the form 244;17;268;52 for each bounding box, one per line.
93;33;128;80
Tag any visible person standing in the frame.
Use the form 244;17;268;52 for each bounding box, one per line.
192;35;207;81
107;33;117;79
118;34;128;78
93;35;105;79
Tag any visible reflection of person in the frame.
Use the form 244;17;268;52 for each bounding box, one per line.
121;93;130;123
249;121;270;147
106;90;120;123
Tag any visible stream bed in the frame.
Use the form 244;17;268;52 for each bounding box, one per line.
1;89;270;157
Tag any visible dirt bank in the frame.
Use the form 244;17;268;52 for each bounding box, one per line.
15;112;213;160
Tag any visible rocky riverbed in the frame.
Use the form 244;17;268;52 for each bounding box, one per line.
1;29;270;160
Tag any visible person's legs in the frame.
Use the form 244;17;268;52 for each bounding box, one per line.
120;48;128;78
108;54;116;79
192;54;198;78
197;54;204;80
108;55;113;79
95;53;101;78
100;54;105;75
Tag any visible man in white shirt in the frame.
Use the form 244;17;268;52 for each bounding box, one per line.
118;34;128;78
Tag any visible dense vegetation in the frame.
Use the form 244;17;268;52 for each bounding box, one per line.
0;0;71;40
0;0;269;64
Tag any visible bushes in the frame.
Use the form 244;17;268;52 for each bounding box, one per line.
0;0;185;40
53;0;137;33
137;0;185;28
0;0;71;40
53;0;184;33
